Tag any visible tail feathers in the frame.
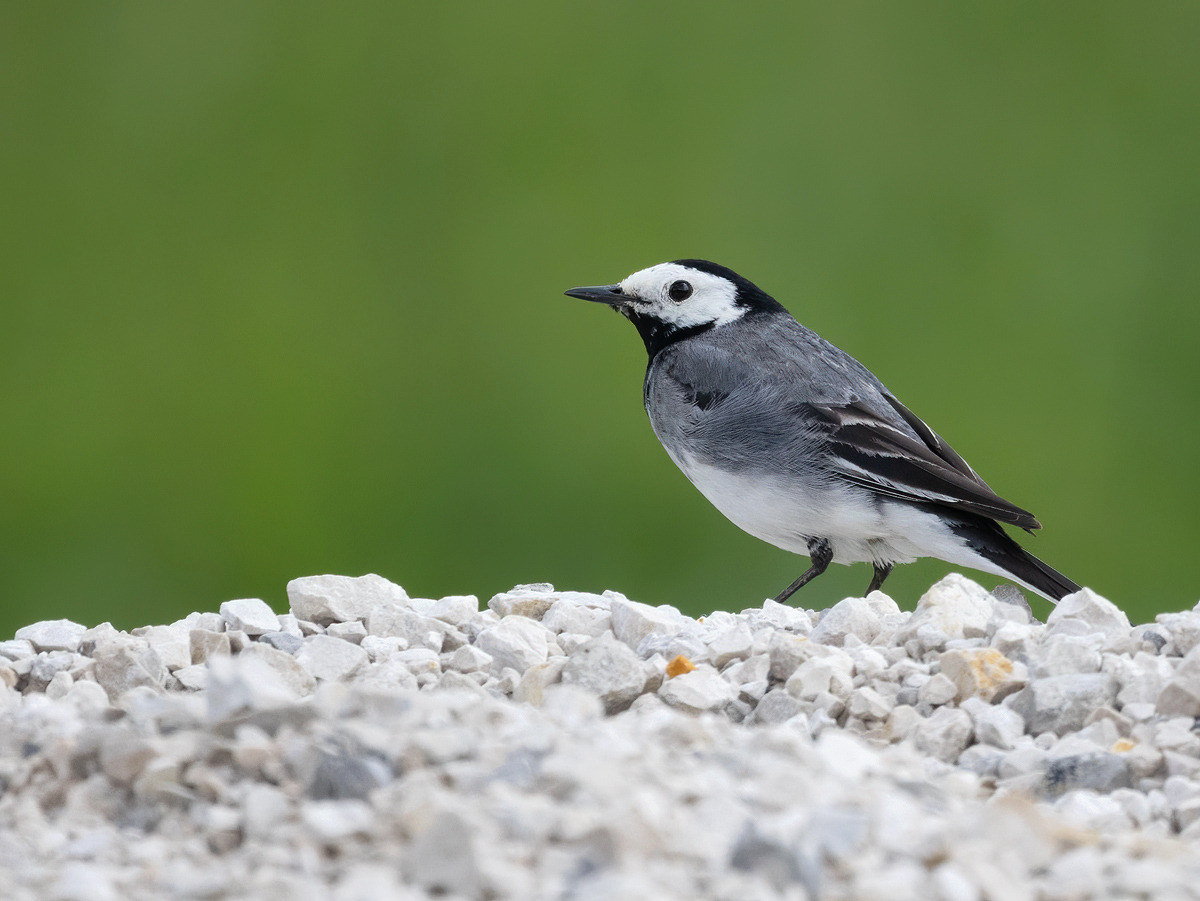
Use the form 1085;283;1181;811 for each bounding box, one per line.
947;517;1081;603
1000;545;1081;602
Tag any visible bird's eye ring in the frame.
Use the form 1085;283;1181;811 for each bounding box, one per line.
668;280;692;302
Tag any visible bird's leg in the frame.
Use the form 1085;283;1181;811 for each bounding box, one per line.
774;538;833;605
866;562;892;594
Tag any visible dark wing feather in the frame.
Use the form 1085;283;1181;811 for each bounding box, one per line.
812;397;1041;530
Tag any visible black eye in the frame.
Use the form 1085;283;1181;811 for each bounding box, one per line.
668;280;692;302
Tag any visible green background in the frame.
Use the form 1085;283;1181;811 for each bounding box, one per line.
3;4;1198;635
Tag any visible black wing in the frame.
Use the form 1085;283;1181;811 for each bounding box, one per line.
812;394;1041;531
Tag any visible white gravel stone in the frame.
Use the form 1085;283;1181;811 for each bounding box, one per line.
961;697;1026;750
811;597;883;646
219;598;281;636
900;574;994;651
1156;644;1200;717
658;665;735;713
429;594;479;625
561;634;646;713
295;634;370;682
326;621;368;644
1046;588;1131;645
609;594;688;650
239;642;317;696
133;625;192;671
938;648;1027;702
15;619;87;653
302;799;374;843
1009;673;1119;736
915;706;973;762
475;615;551;673
287;573;408;625
189;629;231;664
918;672;958;706
91;634;167;698
206;653;301;719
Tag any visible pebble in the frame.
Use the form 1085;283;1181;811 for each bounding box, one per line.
561;634;646;713
287;573;408;626
3;573;1200;898
295;634;369;682
15;619;87;653
219;598;281;636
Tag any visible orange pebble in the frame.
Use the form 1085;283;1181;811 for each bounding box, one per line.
665;655;696;678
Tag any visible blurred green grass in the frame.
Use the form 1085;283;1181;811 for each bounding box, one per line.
2;3;1198;634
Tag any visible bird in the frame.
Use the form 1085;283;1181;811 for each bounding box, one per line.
565;259;1081;603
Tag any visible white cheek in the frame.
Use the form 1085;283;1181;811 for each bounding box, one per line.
662;293;745;329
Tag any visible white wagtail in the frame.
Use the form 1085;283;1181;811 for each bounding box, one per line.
566;259;1080;603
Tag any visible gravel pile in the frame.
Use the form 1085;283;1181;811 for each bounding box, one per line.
3;573;1200;899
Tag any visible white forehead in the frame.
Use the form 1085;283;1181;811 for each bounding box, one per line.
618;262;744;329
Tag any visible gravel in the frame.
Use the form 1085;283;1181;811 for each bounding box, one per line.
3;571;1200;898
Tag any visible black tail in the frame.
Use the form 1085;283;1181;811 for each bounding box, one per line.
947;516;1081;602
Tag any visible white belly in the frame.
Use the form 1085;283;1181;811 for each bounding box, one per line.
669;450;984;570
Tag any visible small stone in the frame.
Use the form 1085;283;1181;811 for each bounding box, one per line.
15;619;87;653
666;654;696;678
747;688;806;724
29;650;74;685
938;648;1026;702
326;621;368;644
886;705;922;742
811;597;882;647
707;622;755;667
45;670;73;699
64;679;110;710
513;657;568;705
961;697;1026;750
1009;674;1119;736
190;629;231;664
788;656;853;701
848;686;892;721
308;752;391;800
487;583;562;619
914;706;973;762
241;784;292;841
295;635;369;682
561;635;647;713
1156;644;1200;717
51;862;117;901
658;666;735;713
302;799;374;843
239;643;317;696
542;597;612;637
173;664;209;691
365;605;451;650
1042;752;1132;796
407;809;486;897
1046;588;1130;643
448;644;494;673
92;635;167;698
132;625;191;671
287;573;408;626
220;598;281;636
475;616;551;673
206;653;302;720
429;594;479;625
0;638;34;661
899;574;993;651
918;672;958;706
609;595;687;650
100;732;159;784
258;632;304;654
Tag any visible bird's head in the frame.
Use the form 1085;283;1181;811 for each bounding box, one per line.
565;259;783;357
